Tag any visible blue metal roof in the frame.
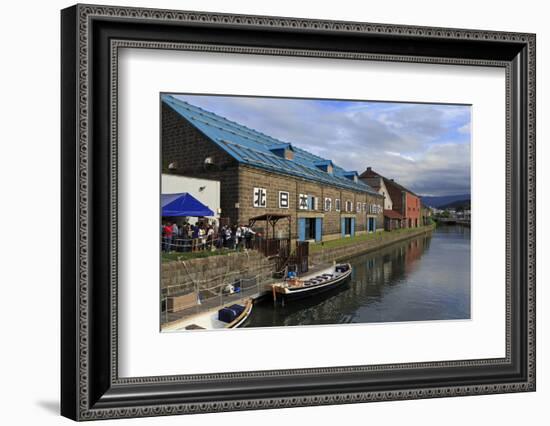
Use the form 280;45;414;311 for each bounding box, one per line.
162;95;379;195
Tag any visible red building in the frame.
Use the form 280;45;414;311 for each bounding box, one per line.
359;167;421;229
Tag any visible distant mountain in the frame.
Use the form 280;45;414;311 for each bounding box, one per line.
420;194;471;208
438;199;471;211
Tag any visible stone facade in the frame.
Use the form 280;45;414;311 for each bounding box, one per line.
162;102;384;241
162;103;240;221
237;166;383;240
161;250;275;297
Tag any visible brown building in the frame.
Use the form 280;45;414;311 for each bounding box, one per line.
359;167;421;229
162;95;384;242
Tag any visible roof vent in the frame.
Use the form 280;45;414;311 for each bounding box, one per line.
269;143;294;160
343;171;359;183
314;160;334;174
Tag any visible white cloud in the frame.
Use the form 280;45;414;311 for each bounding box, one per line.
385;151;416;162
171;94;471;196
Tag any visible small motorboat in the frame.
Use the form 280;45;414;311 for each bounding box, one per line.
165;299;253;331
270;263;352;305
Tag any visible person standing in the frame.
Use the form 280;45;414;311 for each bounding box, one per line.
186;223;193;252
206;225;215;251
171;222;179;251
225;226;233;249
163;222;174;253
192;223;199;252
244;225;255;249
199;225;206;251
235;225;243;251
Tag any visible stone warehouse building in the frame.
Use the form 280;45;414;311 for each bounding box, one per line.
161;95;384;242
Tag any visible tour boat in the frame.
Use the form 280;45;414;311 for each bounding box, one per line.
270;263;352;304
167;299;253;331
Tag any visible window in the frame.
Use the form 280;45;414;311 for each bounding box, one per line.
253;187;267;208
357;202;362;212
307;195;318;210
278;191;289;209
346;200;353;212
335;198;341;212
363;203;367;212
325;197;332;212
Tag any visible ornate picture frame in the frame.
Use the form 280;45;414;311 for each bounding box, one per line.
61;4;535;420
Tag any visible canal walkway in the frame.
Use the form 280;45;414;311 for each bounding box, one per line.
309;224;436;267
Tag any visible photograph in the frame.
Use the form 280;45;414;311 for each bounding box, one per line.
159;94;472;331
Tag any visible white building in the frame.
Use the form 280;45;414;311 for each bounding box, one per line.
359;175;393;210
162;174;221;224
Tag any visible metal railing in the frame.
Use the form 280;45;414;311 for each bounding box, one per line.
161;233;257;253
160;273;278;327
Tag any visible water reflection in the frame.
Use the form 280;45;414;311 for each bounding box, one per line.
245;225;470;328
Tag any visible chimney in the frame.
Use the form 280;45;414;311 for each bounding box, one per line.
367;167;372;171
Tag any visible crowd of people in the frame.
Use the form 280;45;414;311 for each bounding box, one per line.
161;220;257;253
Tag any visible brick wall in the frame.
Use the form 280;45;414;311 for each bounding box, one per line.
238;166;296;236
404;192;421;227
238;166;384;239
162;103;240;222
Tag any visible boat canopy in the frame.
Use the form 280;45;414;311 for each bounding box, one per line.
161;193;215;217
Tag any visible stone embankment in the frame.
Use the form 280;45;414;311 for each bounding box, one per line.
162;225;435;301
161;250;275;298
309;225;436;267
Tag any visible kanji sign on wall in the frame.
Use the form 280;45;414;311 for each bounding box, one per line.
279;191;289;209
253;187;267;208
298;193;309;210
368;204;383;214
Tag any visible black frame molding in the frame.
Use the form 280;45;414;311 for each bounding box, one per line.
61;4;536;420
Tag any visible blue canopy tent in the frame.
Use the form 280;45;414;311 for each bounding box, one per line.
161;193;215;217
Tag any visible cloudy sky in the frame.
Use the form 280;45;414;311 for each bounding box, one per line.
173;94;471;197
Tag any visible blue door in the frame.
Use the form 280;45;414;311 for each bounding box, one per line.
298;218;306;241
350;218;355;237
368;217;375;232
315;218;322;242
341;217;346;237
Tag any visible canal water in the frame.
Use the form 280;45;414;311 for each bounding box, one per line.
244;225;470;328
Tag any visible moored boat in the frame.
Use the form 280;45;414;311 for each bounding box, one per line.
165;299;253;331
270;263;352;305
